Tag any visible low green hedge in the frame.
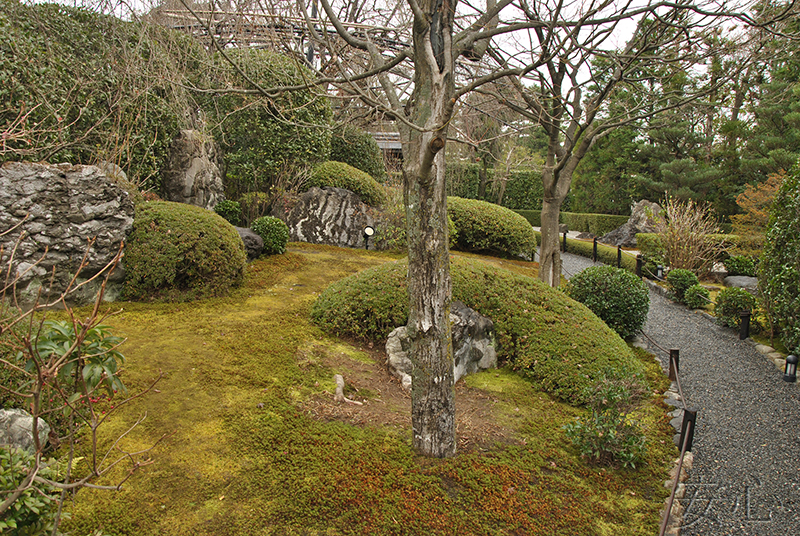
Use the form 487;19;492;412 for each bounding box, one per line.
123;201;246;300
307;161;387;207
513;210;628;236
312;256;645;405
564;237;638;273
448;197;537;257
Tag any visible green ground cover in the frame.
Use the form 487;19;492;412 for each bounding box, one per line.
61;244;676;535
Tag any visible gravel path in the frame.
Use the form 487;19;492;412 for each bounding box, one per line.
560;252;800;535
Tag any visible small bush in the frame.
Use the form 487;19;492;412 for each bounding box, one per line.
238;191;272;227
330;124;386;181
683;284;711;309
761;166;799;353
312;256;645;404
666;269;699;303
723;255;757;277
563;378;648;468
714;287;757;328
123;201;246;300
307;161;387;207
251;216;290;255
214;199;242;227
655;197;726;276
566;266;650;339
0;447;61;534
447;197;537;258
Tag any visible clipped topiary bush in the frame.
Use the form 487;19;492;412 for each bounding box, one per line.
312;256;645;405
714;287;757;328
684;284;711;309
307;161;388;207
123;201;246;300
566;266;649;339
330;124;386;182
761;166;800;353
666;269;699;303
214;199;242;227
447;197;537;258
723;255;757;277
251;216;290;255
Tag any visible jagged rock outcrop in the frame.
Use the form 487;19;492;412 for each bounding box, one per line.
284;187;377;249
0;162;133;308
162;130;224;209
600;200;663;248
385;301;497;390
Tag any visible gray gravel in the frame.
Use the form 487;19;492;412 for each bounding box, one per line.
559;252;800;535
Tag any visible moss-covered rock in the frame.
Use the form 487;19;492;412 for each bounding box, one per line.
312;255;644;404
307;161;387;207
447;197;537;258
123;201;246;300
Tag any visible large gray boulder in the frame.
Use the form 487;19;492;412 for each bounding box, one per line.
724;275;759;296
284;187;377;249
162;130;224;209
385;301;497;390
600;200;663;248
0;162;134;308
0;409;50;453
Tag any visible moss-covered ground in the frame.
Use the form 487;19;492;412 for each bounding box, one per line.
62;244;676;535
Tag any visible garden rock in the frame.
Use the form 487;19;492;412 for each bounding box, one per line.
0;161;134;308
723;275;759;296
284;187;377;249
0;408;50;453
385;301;497;390
162;130;224;210
236;227;264;260
600;199;662;247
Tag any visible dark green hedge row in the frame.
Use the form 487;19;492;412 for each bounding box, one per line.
513;210;628;236
445;162;544;210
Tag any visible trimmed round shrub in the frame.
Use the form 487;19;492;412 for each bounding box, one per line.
330;124;386;181
207;49;332;199
683;284;711;309
214;199;242;227
666;268;699;303
306;161;387;207
312;256;645;405
565;266;650;339
761;166;800;353
714;287;757;328
446;197;537;258
123;201;246;300
251;216;290;255
723;255;757;277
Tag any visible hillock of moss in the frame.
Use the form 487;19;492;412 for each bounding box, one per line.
312;256;644;404
447;197;537;258
123;201;246;300
307;161;388;207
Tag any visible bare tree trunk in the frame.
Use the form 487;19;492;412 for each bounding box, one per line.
538;196;563;287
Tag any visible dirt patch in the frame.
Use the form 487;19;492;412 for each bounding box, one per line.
302;339;517;453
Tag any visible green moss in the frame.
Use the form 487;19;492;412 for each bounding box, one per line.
62;245;673;536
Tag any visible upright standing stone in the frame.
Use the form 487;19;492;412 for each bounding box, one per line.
162;130;224;209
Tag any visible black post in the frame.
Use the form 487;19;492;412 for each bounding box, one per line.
679;409;697;452
562;231;567;253
592;237;598;262
617;246;622;268
636;254;643;278
739;310;751;340
669;349;680;382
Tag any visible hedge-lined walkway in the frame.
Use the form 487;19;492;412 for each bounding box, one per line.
560;252;800;535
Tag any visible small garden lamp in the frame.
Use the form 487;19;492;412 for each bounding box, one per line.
363;225;375;250
784;354;798;383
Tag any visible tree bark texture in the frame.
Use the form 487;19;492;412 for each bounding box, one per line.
399;0;457;458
